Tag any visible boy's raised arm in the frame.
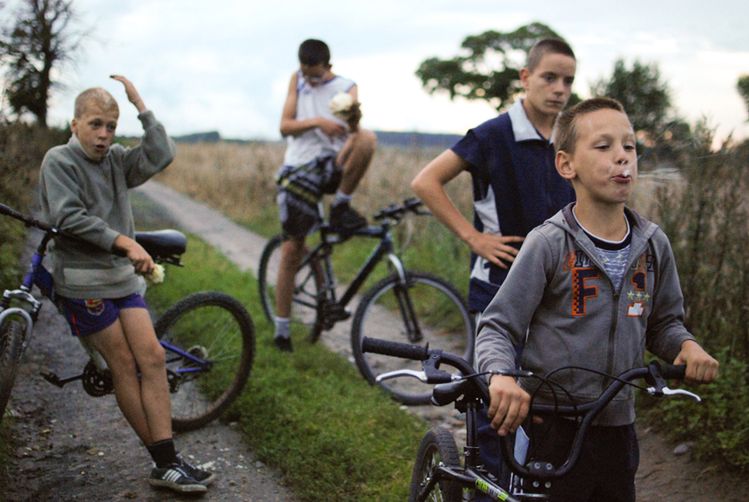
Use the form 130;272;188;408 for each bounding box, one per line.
110;75;146;114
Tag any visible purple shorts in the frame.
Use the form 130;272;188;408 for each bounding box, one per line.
58;293;148;337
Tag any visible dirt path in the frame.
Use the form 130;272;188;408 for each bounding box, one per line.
4;180;747;501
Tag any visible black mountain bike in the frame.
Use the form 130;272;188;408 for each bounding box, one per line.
0;202;255;431
361;336;703;501
258;198;474;405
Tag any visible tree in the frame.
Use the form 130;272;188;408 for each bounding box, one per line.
738;75;749;121
0;0;81;127
590;59;674;145
416;22;564;111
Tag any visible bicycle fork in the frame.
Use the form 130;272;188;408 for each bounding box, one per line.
387;253;424;344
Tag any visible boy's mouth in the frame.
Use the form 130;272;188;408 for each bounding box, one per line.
612;169;632;183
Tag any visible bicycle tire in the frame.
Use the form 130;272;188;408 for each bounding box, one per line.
0;317;25;421
155;291;254;431
258;234;324;340
351;272;474;405
408;427;462;502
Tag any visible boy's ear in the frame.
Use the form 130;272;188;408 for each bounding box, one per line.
70;118;78;135
519;67;530;88
555;151;576;181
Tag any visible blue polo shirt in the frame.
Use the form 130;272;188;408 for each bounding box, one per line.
451;100;575;312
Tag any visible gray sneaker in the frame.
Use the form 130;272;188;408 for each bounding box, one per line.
149;464;207;493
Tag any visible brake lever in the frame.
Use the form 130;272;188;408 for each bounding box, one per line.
646;385;702;402
376;369;428;383
662;387;702;402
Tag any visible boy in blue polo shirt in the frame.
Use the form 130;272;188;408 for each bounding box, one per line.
411;38;576;313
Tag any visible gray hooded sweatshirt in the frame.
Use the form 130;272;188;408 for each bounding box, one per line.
39;110;176;299
476;203;695;426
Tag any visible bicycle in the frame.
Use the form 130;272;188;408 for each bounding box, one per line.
257;197;474;405
361;336;703;501
0;202;255;431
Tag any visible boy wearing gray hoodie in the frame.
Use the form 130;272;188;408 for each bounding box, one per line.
476;97;718;501
39;76;213;494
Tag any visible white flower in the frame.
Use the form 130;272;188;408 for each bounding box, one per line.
145;263;165;285
329;92;354;116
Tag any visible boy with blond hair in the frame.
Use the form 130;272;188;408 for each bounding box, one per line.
476;97;719;500
39;75;214;494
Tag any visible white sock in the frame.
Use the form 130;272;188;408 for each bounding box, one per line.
274;317;290;339
333;191;352;207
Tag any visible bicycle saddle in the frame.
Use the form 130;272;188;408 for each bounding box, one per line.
135;229;187;261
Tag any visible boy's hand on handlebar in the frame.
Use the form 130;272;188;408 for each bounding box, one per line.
673;340;719;385
465;232;524;269
113;234;154;274
487;374;531;436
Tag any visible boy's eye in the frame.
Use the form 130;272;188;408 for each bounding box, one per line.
106;123;117;132
594;144;609;150
544;74;556;83
564;77;575;86
90;120;103;128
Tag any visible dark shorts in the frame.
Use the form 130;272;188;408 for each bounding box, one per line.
58;293;148;337
476;413;638;502
276;156;342;237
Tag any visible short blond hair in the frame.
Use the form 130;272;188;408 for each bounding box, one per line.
74;88;119;118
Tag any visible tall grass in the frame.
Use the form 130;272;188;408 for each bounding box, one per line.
640;126;749;468
157;141;474;291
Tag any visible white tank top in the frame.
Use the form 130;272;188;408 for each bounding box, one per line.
283;71;355;166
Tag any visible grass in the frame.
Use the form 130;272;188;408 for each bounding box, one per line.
143;234;427;500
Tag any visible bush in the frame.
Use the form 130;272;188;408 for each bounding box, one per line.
643;125;749;470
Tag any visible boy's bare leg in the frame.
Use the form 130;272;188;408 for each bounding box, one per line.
86;315;159;444
118;308;172;442
275;236;306;319
336;128;376;194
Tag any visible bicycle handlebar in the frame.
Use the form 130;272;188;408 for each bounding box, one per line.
0;202;58;234
361;336;695;481
372;197;429;222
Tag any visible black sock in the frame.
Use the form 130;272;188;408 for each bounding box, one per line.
147;438;178;468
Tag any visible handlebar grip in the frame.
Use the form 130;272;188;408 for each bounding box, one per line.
0;202;28;222
361;337;429;361
659;363;686;380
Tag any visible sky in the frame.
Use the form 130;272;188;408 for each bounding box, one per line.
31;0;749;144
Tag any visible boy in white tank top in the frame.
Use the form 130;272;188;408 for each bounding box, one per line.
273;39;377;351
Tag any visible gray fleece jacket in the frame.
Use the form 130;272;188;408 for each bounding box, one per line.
476;203;695;426
39;110;176;299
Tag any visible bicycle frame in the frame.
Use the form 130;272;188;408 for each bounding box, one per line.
306;220;408;310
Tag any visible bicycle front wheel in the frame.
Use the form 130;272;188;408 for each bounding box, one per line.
0;317;25;421
409;427;462;502
351;272;474;405
155;291;255;431
258;234;323;336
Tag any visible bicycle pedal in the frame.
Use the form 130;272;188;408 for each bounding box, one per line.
326;306;351;322
40;371;64;388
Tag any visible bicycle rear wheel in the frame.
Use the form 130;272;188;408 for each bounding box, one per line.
409;427;462;502
351;272;474;405
0;317;25;421
155;291;254;431
258;234;324;338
